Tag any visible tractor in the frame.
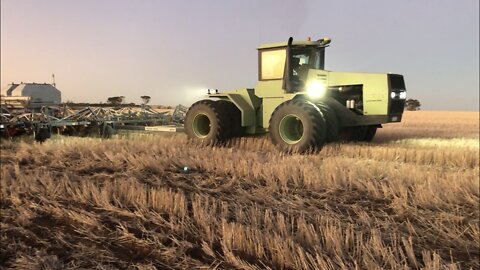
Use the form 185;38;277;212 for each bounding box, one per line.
185;37;406;153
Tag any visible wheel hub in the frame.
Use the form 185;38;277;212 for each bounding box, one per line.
192;113;211;138
279;114;304;144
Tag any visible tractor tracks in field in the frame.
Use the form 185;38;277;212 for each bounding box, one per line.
140;165;397;229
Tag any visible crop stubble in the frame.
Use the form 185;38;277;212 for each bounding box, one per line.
1;111;479;269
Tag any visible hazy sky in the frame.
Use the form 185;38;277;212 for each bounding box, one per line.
1;0;479;110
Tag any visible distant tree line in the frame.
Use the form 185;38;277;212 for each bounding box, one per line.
405;99;421;111
107;96;125;106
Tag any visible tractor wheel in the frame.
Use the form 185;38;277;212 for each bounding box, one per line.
362;125;378;142
185;100;230;145
216;100;243;137
341;126;367;141
316;102;339;142
269;100;326;153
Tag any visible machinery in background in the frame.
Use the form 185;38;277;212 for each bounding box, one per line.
0;103;187;142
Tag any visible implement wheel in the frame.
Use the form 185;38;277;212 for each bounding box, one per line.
100;124;114;138
185;100;230;145
34;125;51;143
269;100;326;153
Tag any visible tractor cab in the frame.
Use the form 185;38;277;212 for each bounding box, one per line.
255;37;331;98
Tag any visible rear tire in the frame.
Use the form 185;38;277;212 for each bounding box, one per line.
362;125;377;141
269;100;326;153
341;125;377;141
341;126;367;141
184;100;230;145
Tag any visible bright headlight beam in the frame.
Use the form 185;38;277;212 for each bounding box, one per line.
391;91;407;99
306;81;326;99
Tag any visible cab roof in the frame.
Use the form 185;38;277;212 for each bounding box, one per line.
257;38;331;50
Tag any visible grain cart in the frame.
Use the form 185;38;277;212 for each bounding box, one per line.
185;37;406;152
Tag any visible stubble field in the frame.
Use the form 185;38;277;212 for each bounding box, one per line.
1;111;479;269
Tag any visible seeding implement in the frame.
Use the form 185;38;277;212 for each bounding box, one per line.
0;104;187;142
185;37;407;152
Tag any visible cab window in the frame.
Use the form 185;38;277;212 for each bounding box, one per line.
291;47;322;72
260;49;286;80
291;47;324;88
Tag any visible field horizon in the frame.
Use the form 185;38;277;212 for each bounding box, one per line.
1;110;479;269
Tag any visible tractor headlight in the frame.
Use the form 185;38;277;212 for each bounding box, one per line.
390;91;407;99
306;81;327;99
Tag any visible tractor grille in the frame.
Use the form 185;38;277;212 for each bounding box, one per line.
390;99;405;115
389;74;406;91
388;74;406;115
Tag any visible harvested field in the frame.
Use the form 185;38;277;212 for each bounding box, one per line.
1;111;479;269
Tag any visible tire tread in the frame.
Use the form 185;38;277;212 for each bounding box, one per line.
269;99;326;153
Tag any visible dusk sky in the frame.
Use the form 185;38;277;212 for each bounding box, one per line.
1;0;479;110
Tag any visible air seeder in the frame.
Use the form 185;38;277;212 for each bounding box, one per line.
185;37;406;152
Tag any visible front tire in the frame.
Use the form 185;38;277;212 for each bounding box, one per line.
316;102;339;142
269;100;326;153
184;100;230;145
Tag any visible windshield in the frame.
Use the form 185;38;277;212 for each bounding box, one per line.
292;46;323;70
290;46;324;90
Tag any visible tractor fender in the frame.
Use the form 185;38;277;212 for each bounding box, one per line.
209;89;261;127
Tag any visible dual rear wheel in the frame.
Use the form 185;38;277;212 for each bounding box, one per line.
184;100;241;145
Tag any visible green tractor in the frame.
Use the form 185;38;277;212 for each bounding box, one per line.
185;37;406;152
